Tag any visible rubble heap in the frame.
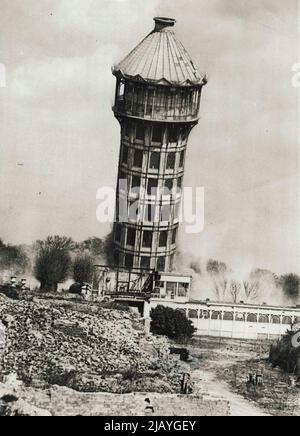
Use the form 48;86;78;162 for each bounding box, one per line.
0;294;183;393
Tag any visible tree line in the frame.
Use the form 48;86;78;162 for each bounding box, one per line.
0;235;299;301
0;235;111;292
191;259;300;304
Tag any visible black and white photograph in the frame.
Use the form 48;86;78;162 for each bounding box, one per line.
0;0;299;419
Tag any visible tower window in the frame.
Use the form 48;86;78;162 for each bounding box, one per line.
150;152;161;170
133;149;143;168
177;177;183;190
126;228;136;247
179;150;185;168
144;204;155;222
146;89;154;116
159;231;168;247
143;231;153;248
161;204;171;222
178;283;189;297
125;254;134;269
168;125;178;143
128;199;139;221
157;257;166;271
131;175;141;189
136;123;144;141
119;171;127;189
174;202;180;220
124;122;131;138
122;146;129;165
115;224;122;243
170;254;175;270
172;228;177;245
147;178;158;195
164;179;173;194
166;152;176;170
141;256;151;270
119;82;125;98
181;127;189;142
152;124;163;143
114;250;120;265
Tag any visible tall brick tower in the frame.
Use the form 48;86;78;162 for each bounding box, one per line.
112;17;207;272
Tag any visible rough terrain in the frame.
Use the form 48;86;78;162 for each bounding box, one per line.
0;293;187;394
1;293;299;416
188;337;300;416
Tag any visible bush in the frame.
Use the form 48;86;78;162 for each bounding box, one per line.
0;239;29;274
122;366;139;382
73;254;94;284
0;285;19;300
69;282;82;295
34;237;72;292
269;328;300;373
150;305;196;341
280;274;300;302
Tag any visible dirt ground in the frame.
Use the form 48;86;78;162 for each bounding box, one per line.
186;337;300;416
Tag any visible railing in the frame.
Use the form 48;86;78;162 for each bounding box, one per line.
113;100;199;123
105;291;149;301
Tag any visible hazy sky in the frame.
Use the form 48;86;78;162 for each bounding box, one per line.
0;0;299;275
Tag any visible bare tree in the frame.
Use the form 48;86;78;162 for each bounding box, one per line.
243;280;260;303
213;277;228;302
229;280;242;303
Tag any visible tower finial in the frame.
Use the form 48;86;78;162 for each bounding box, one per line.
153;17;176;32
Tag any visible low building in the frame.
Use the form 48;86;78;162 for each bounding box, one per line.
93;265;300;340
144;298;300;340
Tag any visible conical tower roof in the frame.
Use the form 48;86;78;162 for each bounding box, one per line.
113;17;206;87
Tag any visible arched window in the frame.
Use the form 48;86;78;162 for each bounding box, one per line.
200;310;209;319
188;309;198;319
176;309;187;317
282;316;292;326
258;314;269;324
223;312;234;321
211;311;222;320
247;313;257;323
235;312;245;322
271;315;281;324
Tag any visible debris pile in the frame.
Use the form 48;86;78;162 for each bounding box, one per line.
0;294;184;393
